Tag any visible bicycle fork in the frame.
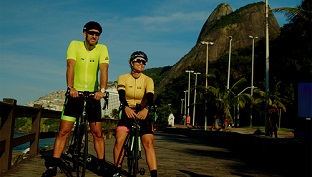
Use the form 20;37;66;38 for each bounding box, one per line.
130;136;142;159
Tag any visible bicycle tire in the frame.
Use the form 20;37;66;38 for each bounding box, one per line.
67;122;79;173
75;122;88;177
126;134;134;176
74;123;83;177
133;124;139;177
81;121;88;177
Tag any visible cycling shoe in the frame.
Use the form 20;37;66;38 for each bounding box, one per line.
42;166;57;177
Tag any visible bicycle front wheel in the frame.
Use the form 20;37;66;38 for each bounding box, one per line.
133;127;139;177
81;122;88;177
127;135;139;177
75;122;88;177
126;137;134;176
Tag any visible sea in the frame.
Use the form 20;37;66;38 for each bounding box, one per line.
13;132;55;153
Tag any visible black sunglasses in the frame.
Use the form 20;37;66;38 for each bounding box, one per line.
133;58;146;65
87;31;100;36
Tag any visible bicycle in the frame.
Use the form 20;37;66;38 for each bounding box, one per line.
118;104;157;177
64;91;109;177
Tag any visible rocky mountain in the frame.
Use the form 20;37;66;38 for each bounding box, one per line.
155;2;280;97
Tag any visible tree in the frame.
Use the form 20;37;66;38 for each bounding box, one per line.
272;0;312;28
110;109;119;119
253;80;288;128
208;78;252;129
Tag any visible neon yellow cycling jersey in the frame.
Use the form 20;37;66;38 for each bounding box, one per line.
117;73;154;107
66;40;110;92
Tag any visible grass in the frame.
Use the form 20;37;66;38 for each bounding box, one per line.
240;126;294;132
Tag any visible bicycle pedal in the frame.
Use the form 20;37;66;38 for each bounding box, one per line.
139;168;145;175
87;156;92;162
42;167;57;177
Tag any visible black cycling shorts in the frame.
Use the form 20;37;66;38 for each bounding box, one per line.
61;96;102;122
117;109;154;136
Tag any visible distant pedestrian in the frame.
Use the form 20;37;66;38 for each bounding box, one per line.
269;107;279;138
224;118;230;130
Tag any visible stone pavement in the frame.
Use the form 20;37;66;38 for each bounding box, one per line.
1;126;310;177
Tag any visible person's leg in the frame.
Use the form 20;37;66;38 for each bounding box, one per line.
113;129;128;167
44;120;74;177
273;126;278;138
53;120;75;157
141;134;157;177
90;122;105;159
90;122;106;176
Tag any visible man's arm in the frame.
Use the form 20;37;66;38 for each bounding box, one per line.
94;62;108;100
99;63;109;90
66;59;78;97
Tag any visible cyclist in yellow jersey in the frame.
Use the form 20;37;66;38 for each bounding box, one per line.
113;51;158;177
43;21;109;177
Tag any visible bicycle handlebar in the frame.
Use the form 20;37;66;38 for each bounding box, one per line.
118;104;158;121
65;90;109;110
78;91;95;97
78;91;109;110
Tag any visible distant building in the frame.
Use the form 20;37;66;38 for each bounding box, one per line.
101;85;120;118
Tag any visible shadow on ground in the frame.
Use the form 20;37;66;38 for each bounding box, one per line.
163;128;311;177
40;149;122;177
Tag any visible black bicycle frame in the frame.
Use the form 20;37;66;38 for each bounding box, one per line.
64;90;109;177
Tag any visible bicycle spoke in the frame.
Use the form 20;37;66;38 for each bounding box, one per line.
81;122;88;177
133;127;139;177
74;122;88;177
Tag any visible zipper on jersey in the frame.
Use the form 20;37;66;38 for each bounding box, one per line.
134;78;136;106
84;51;90;90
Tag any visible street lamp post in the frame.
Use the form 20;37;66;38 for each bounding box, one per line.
227;36;232;90
184;90;188;125
186;70;194;125
265;0;270;136
180;99;184;124
201;41;214;130
249;35;258;127
192;72;201;126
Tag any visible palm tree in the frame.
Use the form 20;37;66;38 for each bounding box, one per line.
253;81;287;113
253;80;288;130
208;78;252;129
272;0;312;28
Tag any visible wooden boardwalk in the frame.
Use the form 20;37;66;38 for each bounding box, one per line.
1;127;310;177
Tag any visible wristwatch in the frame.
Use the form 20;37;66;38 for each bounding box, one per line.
100;88;106;93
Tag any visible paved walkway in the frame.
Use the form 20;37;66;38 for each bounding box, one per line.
1;127;310;177
173;124;295;138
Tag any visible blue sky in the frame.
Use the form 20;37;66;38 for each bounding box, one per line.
0;0;301;105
